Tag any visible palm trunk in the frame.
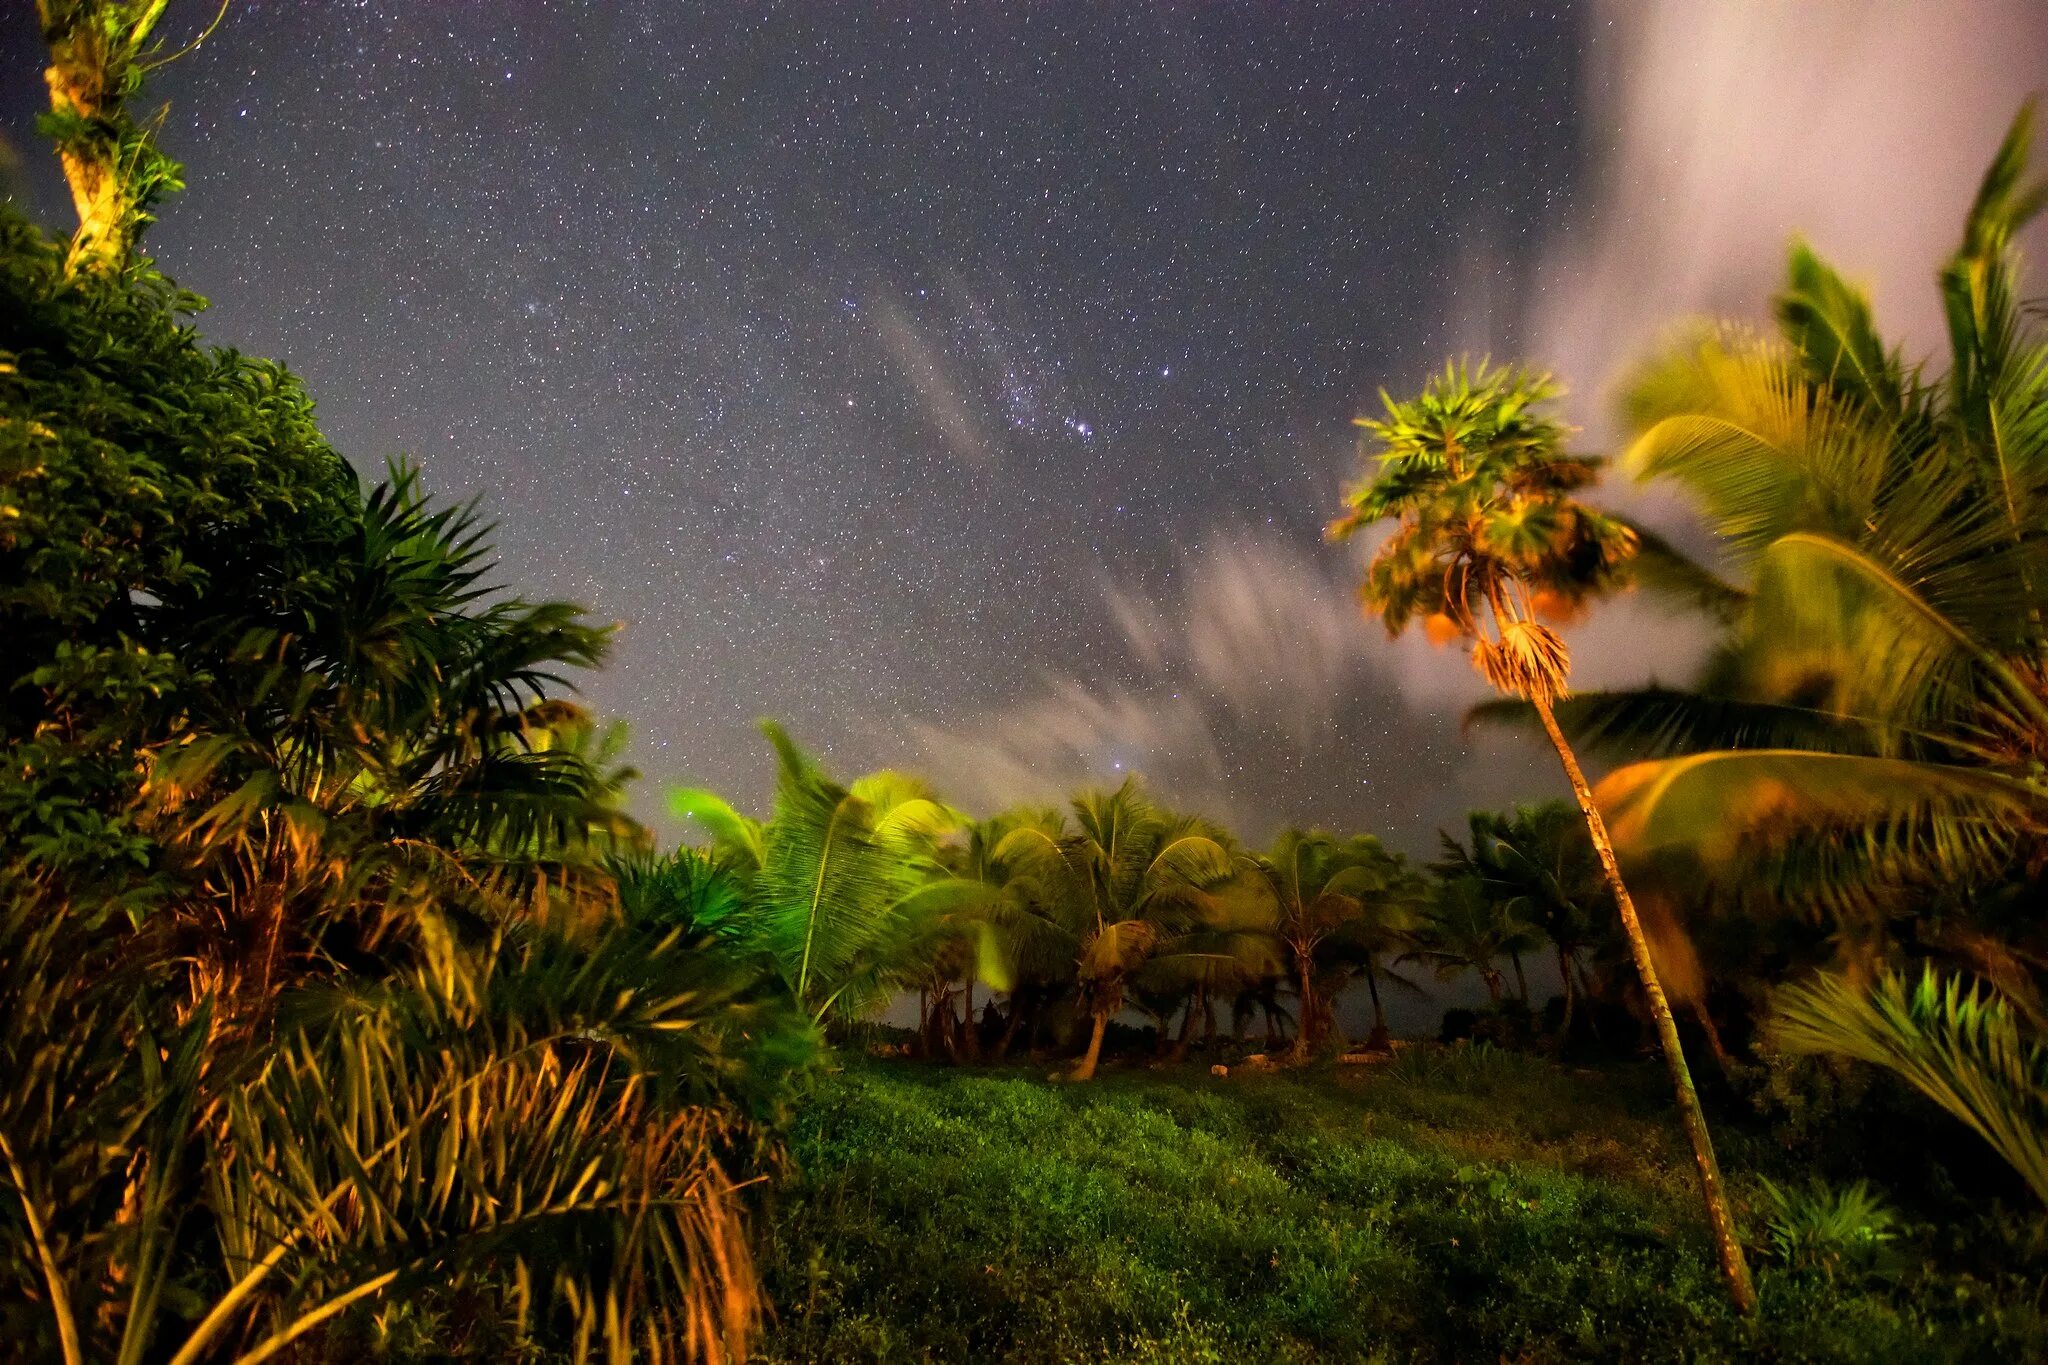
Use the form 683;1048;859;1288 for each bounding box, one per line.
1533;693;1757;1315
1693;1001;1735;1080
1290;954;1319;1061
1481;968;1503;1004
1509;950;1529;1003
1071;1011;1109;1081
1169;983;1204;1063
1557;946;1577;1040
1364;959;1389;1049
992;993;1026;1063
959;981;982;1063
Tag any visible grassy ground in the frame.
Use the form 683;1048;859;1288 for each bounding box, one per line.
754;1048;2047;1363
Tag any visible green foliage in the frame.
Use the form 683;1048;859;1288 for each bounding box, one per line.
1580;102;2048;919
1757;1177;1900;1280
756;1060;2047;1363
672;722;982;1020
0;187;789;1361
1774;967;2048;1207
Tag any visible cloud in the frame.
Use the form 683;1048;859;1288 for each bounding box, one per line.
890;2;2048;847
898;530;1561;847
1535;0;2048;440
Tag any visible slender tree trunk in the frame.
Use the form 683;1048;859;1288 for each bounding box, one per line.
1557;946;1577;1041
1532;693;1757;1315
1169;983;1204;1063
1071;1010;1109;1081
1693;1001;1736;1081
992;992;1026;1063
960;981;982;1063
1290;953;1319;1062
1364;960;1390;1050
1509;950;1529;1004
1481;969;1503;1004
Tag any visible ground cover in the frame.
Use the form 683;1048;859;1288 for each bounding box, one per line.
756;1052;2047;1363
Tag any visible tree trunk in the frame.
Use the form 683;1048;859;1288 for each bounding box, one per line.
992;993;1027;1063
959;981;982;1063
1509;950;1530;1004
1070;1011;1109;1081
1289;953;1319;1062
1557;946;1577;1041
1481;969;1503;1004
1364;959;1390;1050
1169;983;1204;1063
1532;693;1757;1315
1693;1000;1736;1081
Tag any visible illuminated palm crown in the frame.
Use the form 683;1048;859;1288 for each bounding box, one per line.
1329;360;1638;703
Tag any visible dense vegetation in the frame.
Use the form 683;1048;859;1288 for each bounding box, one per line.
5;5;2047;1361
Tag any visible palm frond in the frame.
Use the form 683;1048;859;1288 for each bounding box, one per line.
1775;967;2048;1206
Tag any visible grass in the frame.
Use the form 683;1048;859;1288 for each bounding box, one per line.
754;1048;2048;1363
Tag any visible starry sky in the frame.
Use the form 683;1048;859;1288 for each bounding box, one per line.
7;2;2045;852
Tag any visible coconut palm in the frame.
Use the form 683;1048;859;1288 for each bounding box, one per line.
1438;804;1609;1037
1258;829;1413;1057
1329;359;1758;1311
670;723;983;1023
994;778;1239;1081
1541;106;2048;965
1405;876;1540;1006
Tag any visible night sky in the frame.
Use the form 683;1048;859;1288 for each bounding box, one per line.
8;2;2043;852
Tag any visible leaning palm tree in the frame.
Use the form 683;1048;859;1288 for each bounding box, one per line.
1538;105;2048;966
1329;359;1758;1312
995;778;1239;1081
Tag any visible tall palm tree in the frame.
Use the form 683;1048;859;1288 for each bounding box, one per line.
1329;359;1758;1312
1539;105;2048;971
1258;829;1411;1058
670;723;982;1023
995;778;1239;1081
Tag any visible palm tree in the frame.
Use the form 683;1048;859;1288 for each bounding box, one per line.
1535;105;2048;977
136;467;629;1025
1437;804;1609;1038
1405;876;1539;1006
1257;829;1412;1058
955;807;1077;1061
670;723;982;1023
0;880;784;1365
995;778;1239;1081
1329;359;1758;1312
